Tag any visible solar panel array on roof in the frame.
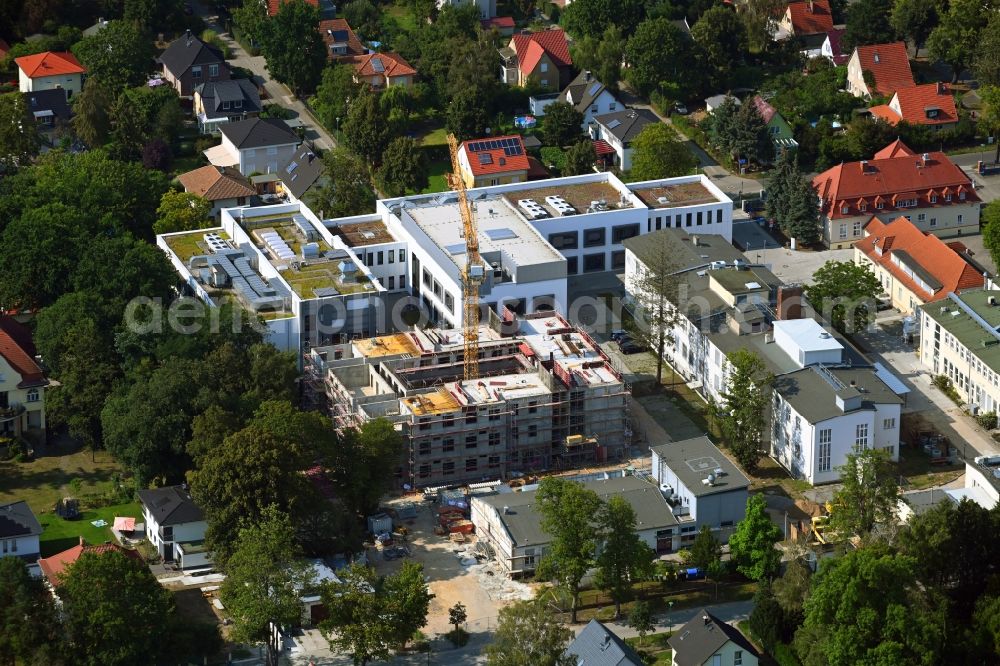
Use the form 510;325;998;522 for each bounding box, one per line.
467;137;523;156
588;82;602;97
331;30;348;42
293;214;318;242
371;57;385;73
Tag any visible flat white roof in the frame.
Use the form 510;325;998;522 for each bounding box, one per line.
873;361;911;396
459;373;551;403
405;195;564;271
946;486;998;509
773;318;844;353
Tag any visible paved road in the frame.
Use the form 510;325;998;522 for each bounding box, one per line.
191;0;336;152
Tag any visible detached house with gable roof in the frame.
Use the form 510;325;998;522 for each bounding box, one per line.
846;41;915;99
500;29;573;92
205;117;300;176
193;79;261;134
590;108;660;172
669;610;760;666
812;140;980;248
177;165;256;218
352;52;416;89
854;216;988;313
559;69;621;130
749;95;798;157
0;501;42;576
159;32;230;98
868;82;959;131
456;134;530;188
0;315;49;442
318;19;366;61
39;540;142;588
139;485;210;569
774;0;834;40
15;51;86;97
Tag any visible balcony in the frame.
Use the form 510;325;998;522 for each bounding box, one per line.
0;404;25;423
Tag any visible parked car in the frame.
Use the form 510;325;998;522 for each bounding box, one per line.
610;329;629;343
617;338;647;354
673;102;689;115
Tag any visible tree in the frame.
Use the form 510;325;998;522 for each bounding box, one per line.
449;602;467;631
928;0;992;83
974;13;1000;86
829;448;898;537
322;562;433;665
221;506;314;664
446;86;492;140
60;550;173;666
710;96;741;154
328;418;404;518
72;79;113;147
742;0;786;52
154;190;212;235
718;349;772;474
794;546;945;666
729;494;782;580
841;0;897;51
309;147;376;217
749;584;786;650
343;87;399;165
233;0;269;47
627;600;655;646
341;0;382;39
890;0;940;56
845;116;896;159
376;137;429;196
626;232;682;385
535;477;603;623
142;137;171;171
765;150;821;243
571;26;626;91
72;20;154;91
625;18;696;99
629;123;698;180
690;7;747;85
0;92;40;172
563;139;596;176
313;64;362;132
805;260;881;333
0;556;65;665
260;0;327;95
541;101;585;147
773;558;811;626
730;100;774;166
562;0;649;38
983;200;1000;270
689;525;722;571
483;599;574;666
595;496;655;618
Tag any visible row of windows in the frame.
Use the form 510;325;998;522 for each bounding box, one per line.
366;249;406;266
416;455;503;477
546;224;640;250
191;64;220;79
838;191;965;214
650;208;724;231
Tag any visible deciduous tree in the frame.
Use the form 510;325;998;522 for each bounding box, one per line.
629;123;698;180
261;0;327;95
974;13;1000;86
154;190;212;235
928;0;992;82
376;137;429;196
890;0;940;57
0;92;39;172
842;0;898;51
341;0;382;40
72;79;113;147
719;349;772;474
562;139;596;176
570;26;626;91
541;101;584;147
233;0;269;47
773;558;811;626
829;448;898;537
982;199;1000;269
446;85;492;141
624;18;696;99
309;147;376;217
328;418;404;518
805;260;882;332
595;496;655;618
72;20;154;91
483;599;574;666
749;584;786;650
313;64;363;133
627;600;655;646
0;556;65;664
691;6;747;85
535;477;603;623
343;87;399;165
689;524;722;571
729;494;782;580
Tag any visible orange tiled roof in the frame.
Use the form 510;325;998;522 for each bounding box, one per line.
14;51;86;78
177;165;256;201
786;0;833;35
318;19;365;60
856;216;986;301
853;42;915;96
813;141;978;220
461;135;530;177
267;0;318;16
869;83;958;126
0;316;46;388
873;138;914;159
353;52;416;79
38;540;143;587
511;29;572;75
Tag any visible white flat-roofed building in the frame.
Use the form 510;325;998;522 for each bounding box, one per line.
326;214;409;293
772;318;845;367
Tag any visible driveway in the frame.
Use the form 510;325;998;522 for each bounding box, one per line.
190;0;336;152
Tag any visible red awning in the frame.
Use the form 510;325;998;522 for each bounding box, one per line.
592;139;615;156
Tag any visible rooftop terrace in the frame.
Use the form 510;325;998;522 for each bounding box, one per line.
328;219;396;247
164;227;230;263
630;181;719;209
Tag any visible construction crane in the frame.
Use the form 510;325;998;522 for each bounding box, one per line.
446;133;485;381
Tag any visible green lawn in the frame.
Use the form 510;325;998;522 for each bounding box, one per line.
625;632;673;665
420;126;449;148
422;158;450;193
0;443;124;516
384;4;418;33
38;501;142;557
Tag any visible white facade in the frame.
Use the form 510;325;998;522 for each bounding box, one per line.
219;133;299;177
142;505;208;565
436;0;495;17
591;121;635;171
0;355;47;440
672;639;759;666
18;69;83;96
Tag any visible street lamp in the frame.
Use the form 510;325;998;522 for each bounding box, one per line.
668;600;675;636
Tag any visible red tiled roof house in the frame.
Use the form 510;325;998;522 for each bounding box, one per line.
812;140;980;248
352;52;416;89
501;29;573;92
38;538;143;588
846;41;915;99
457;135;530;188
15;51;86;97
0;316;49;441
776;0;834;39
854;216;987;313
318;19;366;61
868;82;959;130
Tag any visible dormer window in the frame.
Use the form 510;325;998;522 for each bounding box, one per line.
930;195;938;203
946;194;952;202
223;100;231;110
234;99;242;109
859;202;867;212
959;191;966;200
26;389;39;403
876;200;884;209
841;204;850;214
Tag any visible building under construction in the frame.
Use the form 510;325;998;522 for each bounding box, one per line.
304;312;631;488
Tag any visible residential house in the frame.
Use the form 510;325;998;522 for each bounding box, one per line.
650;436;751;547
868;82;959;130
774;0;834;40
590;108;659;171
669;610;760;666
159;32;230;98
82;18;110;37
705;94;741;114
352;52;416;89
470;476;678;578
749;95;798;156
0;500;42;575
437;0;496;18
565;620;646;666
481;16;516;37
919;290;1000;414
854;216;988;313
138;485;210;569
267;0;335;18
205;117;300;176
559;69;621;130
193;79;261;134
177;165;257;219
278;146;327;202
801;28;848;64
456;134;530;188
500;29;573;92
318;19;366;61
15;51;86;97
0;315;49;441
846;41;914;99
812;140;980;248
38;539;143;587
898;478;997;523
25;88;72;132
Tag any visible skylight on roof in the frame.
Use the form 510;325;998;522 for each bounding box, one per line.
588;82;602;97
371;57;384;73
485;228;518;241
606;119;622;130
446;242;467;255
478;152;493;165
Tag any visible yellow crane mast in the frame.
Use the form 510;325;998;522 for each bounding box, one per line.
446;133;485;381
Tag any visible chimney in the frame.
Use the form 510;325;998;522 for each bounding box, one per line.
185;28;192;46
585;70;592;81
79;536;85;546
703;615;711;625
922;153;930;166
691;234;699;247
937;81;945;95
777;285;804;320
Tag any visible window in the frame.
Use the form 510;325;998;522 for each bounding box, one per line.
540;63;549;73
488;455;500;468
818;429;832;472
960;191;967;200
465;434;478;449
244;163;256;174
419;440;431;455
958;214;964;224
388;251;394;264
855;423;869;450
685;212;693;227
611;250;626;270
930;217;937;227
191;66;202;79
445;293;455;313
442;438;455;452
716;209;723;224
528;424;538;437
26;389;39;403
852;220;862;236
418;418;431;431
267;161;277;173
583;228;605;247
590;105;598;113
418;464;431;478
377;251;384;265
548;231;579;249
399;275;406;289
388;276;395;289
466;458;478;472
946;193;952;202
566;256;578;274
489;432;501;447
443;461;455;475
583;253;605;272
267;146;278;156
839;224;848;240
876;200;884;209
734;650;743;666
883;417;896;429
162;526;174;541
841;204;850;214
917;213;926;222
611;224;640;243
209;64;219;77
222;100;231;110
930;194;938;203
859;202;867;212
234;99;242;109
609;103;617;111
